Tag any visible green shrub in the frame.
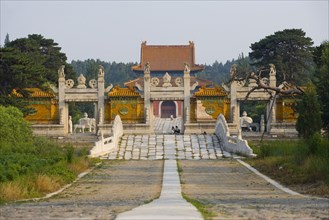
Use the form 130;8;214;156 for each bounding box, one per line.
64;144;75;163
296;83;322;139
0;106;33;145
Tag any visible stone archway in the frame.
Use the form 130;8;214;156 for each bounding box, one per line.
160;101;177;118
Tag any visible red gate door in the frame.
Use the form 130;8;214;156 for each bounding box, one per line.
161;101;176;118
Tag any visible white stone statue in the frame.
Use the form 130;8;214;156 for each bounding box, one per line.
74;112;96;133
144;62;150;74
162;72;172;87
98;65;105;77
184;62;190;75
269;64;276;76
58;65;65;78
230;64;237;80
77;74;87;89
68;115;73;134
239;111;253;131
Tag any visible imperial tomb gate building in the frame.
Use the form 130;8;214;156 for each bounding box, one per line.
19;41;298;136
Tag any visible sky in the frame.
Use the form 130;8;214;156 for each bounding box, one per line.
1;0;328;64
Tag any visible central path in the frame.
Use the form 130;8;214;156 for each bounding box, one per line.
116;160;203;220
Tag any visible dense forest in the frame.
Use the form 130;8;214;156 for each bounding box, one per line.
70;59;237;87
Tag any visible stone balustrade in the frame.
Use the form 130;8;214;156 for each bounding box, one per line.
89;115;123;157
214;114;256;157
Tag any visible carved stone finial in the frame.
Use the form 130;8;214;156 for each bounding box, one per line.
230;64;237;80
77;74;87;89
269;64;276;76
98;65;105;77
58;65;65;78
184;62;190;75
144;62;150;74
162;72;172;87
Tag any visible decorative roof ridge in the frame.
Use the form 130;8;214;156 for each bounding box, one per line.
141;41;194;47
194;85;227;97
108;85;141;97
11;88;55;98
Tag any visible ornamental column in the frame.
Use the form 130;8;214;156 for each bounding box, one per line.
144;62;151;124
98;65;105;126
183;62;191;123
229;64;239;124
269;64;277;125
58;65;67;134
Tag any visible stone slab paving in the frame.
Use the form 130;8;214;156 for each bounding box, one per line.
107;134;229;160
154;117;182;134
116;160;203;220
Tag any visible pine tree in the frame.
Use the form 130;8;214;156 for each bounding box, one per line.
296;83;322;139
249;29;314;85
313;41;329;131
4;33;10;47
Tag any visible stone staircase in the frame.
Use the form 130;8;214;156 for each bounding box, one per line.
56;133;99;146
107;134;231;160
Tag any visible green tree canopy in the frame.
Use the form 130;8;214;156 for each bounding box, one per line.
249;29;314;85
0;106;33;145
313;41;329;131
296;83;322;139
0;34;75;114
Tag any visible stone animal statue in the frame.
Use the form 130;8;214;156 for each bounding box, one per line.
74;124;86;133
78;118;96;133
74;113;96;133
239;111;253;131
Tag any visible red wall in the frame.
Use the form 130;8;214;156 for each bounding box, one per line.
153;101;159;117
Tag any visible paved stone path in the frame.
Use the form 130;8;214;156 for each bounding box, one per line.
116;160;203;220
153;117;182;134
107;134;227;160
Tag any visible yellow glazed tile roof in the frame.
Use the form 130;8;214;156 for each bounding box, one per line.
108;85;141;97
194;85;227;97
12;88;55;98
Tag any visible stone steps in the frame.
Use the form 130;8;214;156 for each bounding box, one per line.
56;133;99;145
107;134;228;160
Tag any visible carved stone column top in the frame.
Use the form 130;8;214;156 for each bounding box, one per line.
98;65;105;78
144;62;150;74
58;65;65;78
230;64;237;80
269;64;276;76
77;74;87;89
184;62;190;75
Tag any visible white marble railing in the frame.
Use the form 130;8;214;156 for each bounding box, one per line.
215;114;256;157
89;115;123;157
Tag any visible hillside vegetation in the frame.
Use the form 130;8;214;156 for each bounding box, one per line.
0;106;96;203
248;138;329;197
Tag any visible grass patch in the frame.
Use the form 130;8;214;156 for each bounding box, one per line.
247;138;329;197
182;193;216;220
0;137;94;204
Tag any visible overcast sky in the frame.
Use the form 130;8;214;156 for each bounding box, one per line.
1;1;328;64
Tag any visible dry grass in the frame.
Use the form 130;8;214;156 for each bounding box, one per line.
69;159;90;175
0;181;28;202
0;175;66;203
34;175;61;193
